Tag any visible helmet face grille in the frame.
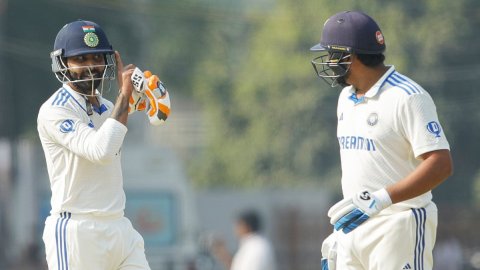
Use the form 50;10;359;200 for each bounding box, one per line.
51;49;116;97
311;51;352;87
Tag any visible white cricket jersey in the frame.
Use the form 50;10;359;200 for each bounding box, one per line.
337;66;450;209
37;84;128;216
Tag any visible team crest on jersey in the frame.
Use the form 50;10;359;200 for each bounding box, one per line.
427;121;441;137
60;119;75;133
367;112;378;126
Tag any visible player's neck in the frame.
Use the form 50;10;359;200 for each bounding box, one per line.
87;96;100;108
352;65;389;97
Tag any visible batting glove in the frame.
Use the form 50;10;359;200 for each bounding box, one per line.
328;189;392;234
321;232;337;270
130;68;171;125
143;71;171;125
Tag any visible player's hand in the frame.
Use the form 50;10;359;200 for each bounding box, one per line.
328;189;392;234
321;232;337;270
115;51;135;98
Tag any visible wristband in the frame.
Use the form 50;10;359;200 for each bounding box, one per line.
372;188;392;210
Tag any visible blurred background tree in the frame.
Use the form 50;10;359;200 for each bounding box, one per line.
2;0;480;203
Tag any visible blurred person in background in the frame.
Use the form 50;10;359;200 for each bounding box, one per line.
210;209;276;270
310;11;453;270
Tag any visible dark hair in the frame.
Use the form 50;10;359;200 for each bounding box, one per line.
238;210;262;233
356;53;385;67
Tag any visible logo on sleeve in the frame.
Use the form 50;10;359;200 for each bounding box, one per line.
426;121;441;138
60;119;75;133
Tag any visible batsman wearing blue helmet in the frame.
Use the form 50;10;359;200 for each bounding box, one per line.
37;20;162;270
310;11;453;270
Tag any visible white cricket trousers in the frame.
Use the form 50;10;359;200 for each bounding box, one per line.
336;202;438;270
42;212;151;270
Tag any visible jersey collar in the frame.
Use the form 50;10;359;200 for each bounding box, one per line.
62;84;107;115
364;65;396;98
346;66;396;105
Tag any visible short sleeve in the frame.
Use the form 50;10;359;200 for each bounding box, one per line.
399;93;450;158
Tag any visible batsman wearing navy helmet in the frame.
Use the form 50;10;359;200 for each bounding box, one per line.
310;11;453;270
37;20;169;269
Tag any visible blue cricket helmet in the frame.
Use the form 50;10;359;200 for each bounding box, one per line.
53;20;114;57
311;11;385;54
51;20;116;96
310;11;385;87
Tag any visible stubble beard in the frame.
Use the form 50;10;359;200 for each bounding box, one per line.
69;71;103;96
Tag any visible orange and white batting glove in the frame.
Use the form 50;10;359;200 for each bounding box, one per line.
143;70;171;125
130;67;171;125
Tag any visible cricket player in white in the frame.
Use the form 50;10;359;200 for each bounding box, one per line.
310;11;453;270
38;20;169;270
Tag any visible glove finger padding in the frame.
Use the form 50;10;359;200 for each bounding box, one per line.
128;90;146;114
131;67;146;94
328;198;356;225
321;232;337;270
128;67;147;115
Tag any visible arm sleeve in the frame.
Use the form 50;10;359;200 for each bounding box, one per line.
399;93;450;158
38;106;128;164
